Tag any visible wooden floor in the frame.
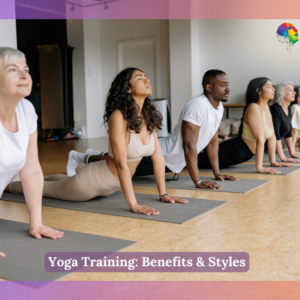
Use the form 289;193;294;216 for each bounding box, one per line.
1;137;300;281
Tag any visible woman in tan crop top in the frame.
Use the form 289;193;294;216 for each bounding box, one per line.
7;68;188;215
197;77;291;174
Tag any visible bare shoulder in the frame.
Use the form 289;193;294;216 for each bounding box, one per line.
109;110;127;128
245;103;261;115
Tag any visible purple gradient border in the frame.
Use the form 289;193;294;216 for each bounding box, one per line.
1;281;300;300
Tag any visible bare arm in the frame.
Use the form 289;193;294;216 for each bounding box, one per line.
246;104;277;173
247;104;289;173
182;121;221;189
19;130;64;239
182;120;201;185
109;111;158;215
206;131;238;181
282;137;300;161
151;131;188;204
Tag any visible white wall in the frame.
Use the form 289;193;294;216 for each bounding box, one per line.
169;20;193;125
197;19;300;119
0;20;17;48
99;19;170;104
67;20;103;138
67;20;170;138
169;20;300;122
67;20;87;132
83;20;103;138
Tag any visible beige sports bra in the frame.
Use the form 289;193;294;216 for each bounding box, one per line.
242;104;274;142
108;131;155;162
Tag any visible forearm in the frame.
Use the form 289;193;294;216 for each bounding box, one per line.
206;141;220;177
285;137;295;156
255;140;266;170
267;135;277;164
116;164;138;210
275;140;286;161
19;165;44;227
152;156;167;196
184;144;201;185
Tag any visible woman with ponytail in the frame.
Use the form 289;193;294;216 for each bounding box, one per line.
197;77;290;174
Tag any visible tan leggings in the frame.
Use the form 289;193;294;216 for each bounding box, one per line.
9;160;121;201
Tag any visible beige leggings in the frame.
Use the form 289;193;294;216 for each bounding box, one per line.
9;160;121;201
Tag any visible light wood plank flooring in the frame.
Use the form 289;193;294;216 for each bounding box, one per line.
1;137;299;281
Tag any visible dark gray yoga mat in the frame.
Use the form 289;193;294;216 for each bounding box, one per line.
0;192;226;224
0;219;135;284
132;175;269;194
198;164;300;175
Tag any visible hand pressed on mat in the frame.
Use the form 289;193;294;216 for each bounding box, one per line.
160;195;189;204
131;204;160;216
196;180;222;190
29;224;64;240
215;174;239;181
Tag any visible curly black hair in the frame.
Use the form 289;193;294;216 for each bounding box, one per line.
103;67;162;133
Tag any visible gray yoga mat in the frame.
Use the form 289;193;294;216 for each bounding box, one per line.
198;164;300;175
0;219;136;284
0;192;226;224
132;175;269;194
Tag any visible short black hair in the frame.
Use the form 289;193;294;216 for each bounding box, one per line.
202;69;226;94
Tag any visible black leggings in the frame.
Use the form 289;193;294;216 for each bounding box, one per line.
198;136;254;169
134;156;172;177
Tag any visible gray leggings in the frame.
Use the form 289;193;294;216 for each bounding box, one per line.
9;160;121;201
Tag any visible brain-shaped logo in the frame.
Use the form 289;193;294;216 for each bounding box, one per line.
276;23;299;52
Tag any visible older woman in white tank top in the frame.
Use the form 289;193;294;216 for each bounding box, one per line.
8;68;188;216
0;47;64;259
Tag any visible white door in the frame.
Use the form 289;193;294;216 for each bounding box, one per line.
118;37;157;98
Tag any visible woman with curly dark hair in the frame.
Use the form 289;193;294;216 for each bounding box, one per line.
8;68;188;215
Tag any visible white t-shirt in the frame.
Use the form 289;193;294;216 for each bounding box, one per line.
0;99;38;196
159;94;224;173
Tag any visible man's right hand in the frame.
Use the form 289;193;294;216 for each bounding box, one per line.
196;180;223;190
0;252;5;258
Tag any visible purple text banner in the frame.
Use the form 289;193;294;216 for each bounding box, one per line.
45;252;249;272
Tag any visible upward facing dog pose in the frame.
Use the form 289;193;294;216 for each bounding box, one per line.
270;81;300;162
198;77;291;173
67;69;238;190
8;68;188;215
0;47;63;259
291;87;300;148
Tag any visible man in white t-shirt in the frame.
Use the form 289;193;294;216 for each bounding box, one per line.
67;70;238;189
135;69;238;189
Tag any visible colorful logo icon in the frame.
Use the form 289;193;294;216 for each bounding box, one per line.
276;23;299;52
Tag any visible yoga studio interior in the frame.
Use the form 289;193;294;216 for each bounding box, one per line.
0;18;300;283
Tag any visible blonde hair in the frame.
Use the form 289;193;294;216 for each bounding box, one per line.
0;47;26;66
273;81;294;105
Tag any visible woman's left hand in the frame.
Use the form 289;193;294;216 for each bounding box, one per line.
160;195;189;204
29;225;64;240
271;162;291;168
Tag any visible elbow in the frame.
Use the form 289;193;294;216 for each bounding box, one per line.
115;161;128;171
183;141;196;154
257;138;265;145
